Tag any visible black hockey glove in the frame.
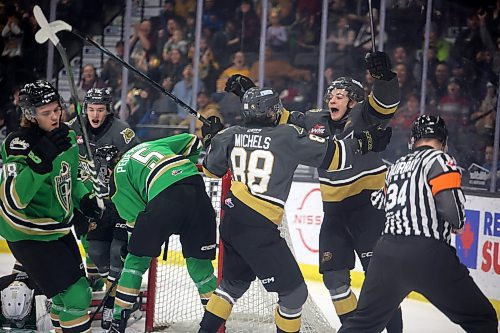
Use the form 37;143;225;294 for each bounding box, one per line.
354;125;392;154
80;192;104;220
95;145;121;170
225;74;256;99
201;116;224;149
365;51;396;81
27;124;72;174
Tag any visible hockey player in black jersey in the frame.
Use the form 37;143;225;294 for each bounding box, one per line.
70;87;140;329
225;51;403;332
338;115;498;333
199;87;392;333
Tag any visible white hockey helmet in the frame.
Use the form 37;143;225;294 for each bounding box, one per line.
1;281;34;322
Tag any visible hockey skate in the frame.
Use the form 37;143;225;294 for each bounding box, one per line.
101;304;113;329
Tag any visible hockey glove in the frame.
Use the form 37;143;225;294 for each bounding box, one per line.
201;116;224;149
95;145;121;170
27;124;72;174
354;125;392;154
80;192;104;220
225;74;256;99
365;51;396;81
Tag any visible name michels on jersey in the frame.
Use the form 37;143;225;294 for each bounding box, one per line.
234;133;271;150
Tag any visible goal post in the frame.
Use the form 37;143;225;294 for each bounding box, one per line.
144;170;334;332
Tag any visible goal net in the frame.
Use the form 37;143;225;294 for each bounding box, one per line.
144;172;333;332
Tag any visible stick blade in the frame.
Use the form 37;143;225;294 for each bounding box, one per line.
33;5;72;45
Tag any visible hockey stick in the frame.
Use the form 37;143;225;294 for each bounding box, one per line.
368;0;376;52
89;278;119;323
69;30;210;126
33;5;104;209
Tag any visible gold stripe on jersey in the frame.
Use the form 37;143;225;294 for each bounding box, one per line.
60;315;89;328
275;307;301;332
202;166;221;179
206;294;233;320
368;93;398;116
181;135;201;157
327;141;341;171
333;292;357;315
7;177;25;209
231;181;283;225
146;158;191;193
320;172;386;202
278;109;290;125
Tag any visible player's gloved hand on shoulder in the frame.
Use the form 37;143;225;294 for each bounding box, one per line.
201;116;224;148
354;125;392;154
365;51;396;81
80;192;104;220
225;74;256;100
27;124;72;174
95;145;120;170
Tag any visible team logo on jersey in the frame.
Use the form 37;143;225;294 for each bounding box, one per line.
9;138;29;150
247;128;262;134
224;198;234;208
310;124;326;135
76;135;84;144
55;161;72;214
78;158;92;182
321;251;333;263
172;169;183;176
120;128;136;144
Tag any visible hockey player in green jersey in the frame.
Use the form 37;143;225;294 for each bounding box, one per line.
198;87;392;333
225;51;403;332
103;133;218;333
0;80;103;333
70;87;140;329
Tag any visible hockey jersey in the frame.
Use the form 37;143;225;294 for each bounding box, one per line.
111;133;202;225
281;77;400;212
202;124;358;225
68;116;140;197
0;126;89;242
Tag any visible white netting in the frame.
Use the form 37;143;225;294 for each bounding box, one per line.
146;175;333;332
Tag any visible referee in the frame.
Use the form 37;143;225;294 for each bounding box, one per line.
338;115;498;333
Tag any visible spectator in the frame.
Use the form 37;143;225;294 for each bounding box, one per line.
162;29;189;56
471;81;497;139
437;77;471;142
394;63;418;103
199;47;220;94
1;4;23;89
429;24;452;62
179;91;223;139
235;0;260;52
483;144;500;172
291;11;320;52
326;16;355;53
157;0;182;31
211;20;240;68
432;62;450;102
267;9;288;52
216;51;251;93
77;64;106;100
101;40;124;95
130;19;157;65
171;64;205;120
202;0;223;34
160;47;187;85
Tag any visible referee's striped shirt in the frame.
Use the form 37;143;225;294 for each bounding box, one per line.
371;146;465;244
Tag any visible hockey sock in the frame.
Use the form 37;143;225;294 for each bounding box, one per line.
332;289;357;324
199;292;234;332
50;294;63;333
275;306;301;333
57;276;92;332
186;257;217;306
113;253;151;320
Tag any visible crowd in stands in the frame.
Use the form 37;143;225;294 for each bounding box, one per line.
0;0;499;190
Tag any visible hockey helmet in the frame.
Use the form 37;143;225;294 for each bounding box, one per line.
324;77;364;104
83;87;113;115
95;145;121;170
241;87;283;126
19;80;61;120
1;281;34;323
409;114;448;149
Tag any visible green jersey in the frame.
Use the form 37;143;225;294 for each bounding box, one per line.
111;133;202;224
0;126;89;242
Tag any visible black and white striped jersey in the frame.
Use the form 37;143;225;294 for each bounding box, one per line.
371;146;465;244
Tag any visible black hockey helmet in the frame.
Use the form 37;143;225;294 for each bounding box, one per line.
95;145;121;170
324;77;364;104
83;87;113;115
241;87;283;126
19;80;61;120
409;114;448;149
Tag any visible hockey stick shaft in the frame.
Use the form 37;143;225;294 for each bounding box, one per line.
90;278;119;323
33;6;105;208
368;0;376;52
71;30;210;126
